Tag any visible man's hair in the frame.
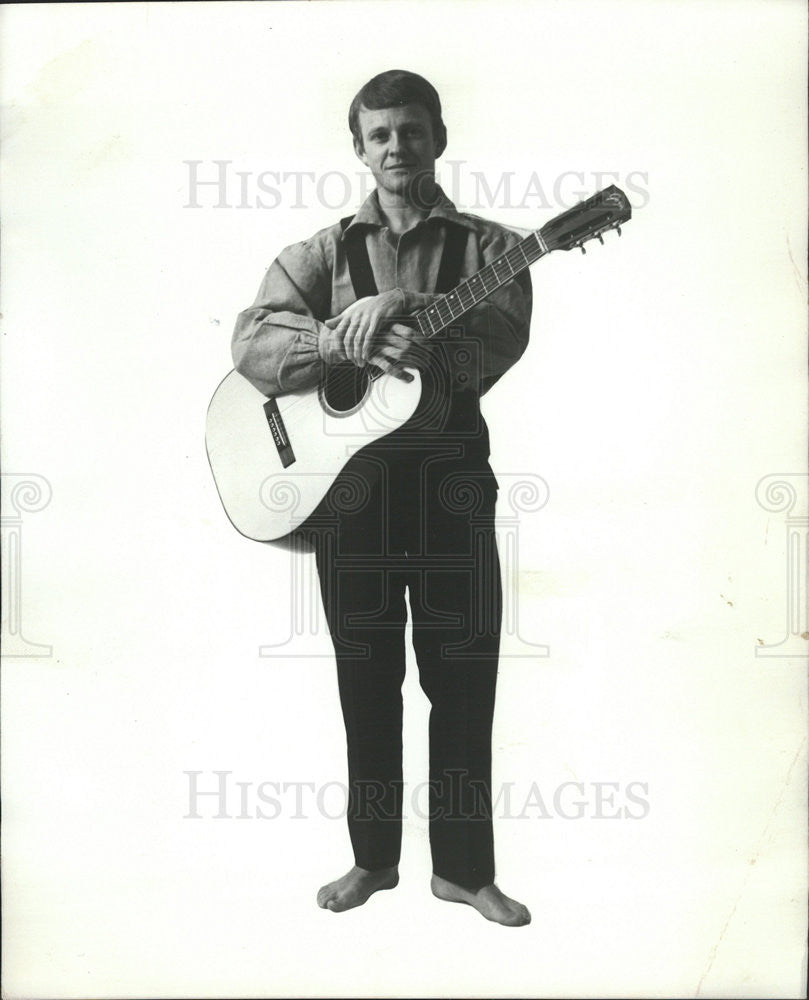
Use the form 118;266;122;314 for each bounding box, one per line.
348;70;447;156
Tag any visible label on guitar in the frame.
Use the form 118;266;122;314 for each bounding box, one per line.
263;398;296;467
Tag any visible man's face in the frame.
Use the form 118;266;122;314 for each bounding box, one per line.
355;103;440;201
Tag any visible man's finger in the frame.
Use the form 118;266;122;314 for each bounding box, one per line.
378;329;432;361
377;328;419;349
325;310;354;331
327;315;353;338
370;354;414;383
359;316;382;362
342;321;359;365
352;322;368;365
349;320;370;366
386;321;426;339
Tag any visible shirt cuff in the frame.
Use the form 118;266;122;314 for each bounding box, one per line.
275;328;323;392
317;324;348;366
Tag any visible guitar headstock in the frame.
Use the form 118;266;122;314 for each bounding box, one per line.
539;185;631;253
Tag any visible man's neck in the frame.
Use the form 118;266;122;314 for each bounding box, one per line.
377;178;439;235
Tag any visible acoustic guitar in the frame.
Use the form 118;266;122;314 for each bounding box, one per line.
206;185;631;542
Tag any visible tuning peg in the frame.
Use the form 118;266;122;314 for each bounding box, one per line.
616;225;622;236
597;234;604;245
579;243;586;255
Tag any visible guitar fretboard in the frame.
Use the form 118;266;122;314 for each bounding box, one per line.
415;230;548;338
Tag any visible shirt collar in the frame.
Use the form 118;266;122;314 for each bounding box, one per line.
342;184;477;237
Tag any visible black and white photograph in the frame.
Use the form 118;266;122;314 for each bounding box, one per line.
1;1;807;997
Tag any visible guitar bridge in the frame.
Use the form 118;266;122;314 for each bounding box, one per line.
263;397;296;467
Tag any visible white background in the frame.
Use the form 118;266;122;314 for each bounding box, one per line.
1;1;807;997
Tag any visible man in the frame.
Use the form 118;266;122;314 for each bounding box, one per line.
232;70;532;926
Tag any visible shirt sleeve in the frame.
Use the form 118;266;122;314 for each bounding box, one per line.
469;263;532;396
400;227;532;396
231;239;344;396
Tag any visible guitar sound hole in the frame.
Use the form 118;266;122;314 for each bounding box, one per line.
321;361;370;414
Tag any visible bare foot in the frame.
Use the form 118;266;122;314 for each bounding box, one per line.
431;874;531;926
317;865;399;912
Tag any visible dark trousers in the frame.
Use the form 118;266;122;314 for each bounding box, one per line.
308;439;502;890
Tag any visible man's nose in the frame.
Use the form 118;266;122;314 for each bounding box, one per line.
388;130;403;154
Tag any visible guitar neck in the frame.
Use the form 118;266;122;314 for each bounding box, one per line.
414;229;548;338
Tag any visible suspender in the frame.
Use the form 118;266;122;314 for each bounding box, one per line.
434;224;467;294
339;216;467;303
339;217;380;299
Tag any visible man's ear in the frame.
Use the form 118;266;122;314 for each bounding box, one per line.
354;138;368;166
434;128;447;159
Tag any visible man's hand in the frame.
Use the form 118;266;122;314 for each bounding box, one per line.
325;290;406;367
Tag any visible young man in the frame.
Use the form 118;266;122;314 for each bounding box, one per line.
232;70;532;926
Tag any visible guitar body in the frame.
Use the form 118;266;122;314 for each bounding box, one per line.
205;365;421;541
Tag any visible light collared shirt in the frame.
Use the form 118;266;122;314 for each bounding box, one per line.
232;186;532;397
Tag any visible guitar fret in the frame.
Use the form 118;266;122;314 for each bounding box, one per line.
506;247;524;270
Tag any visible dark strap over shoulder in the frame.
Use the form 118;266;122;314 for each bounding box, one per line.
339;217;468;300
340;216;379;298
434;223;468;294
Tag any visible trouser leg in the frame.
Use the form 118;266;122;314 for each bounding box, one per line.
409;510;502;890
313;528;408;872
